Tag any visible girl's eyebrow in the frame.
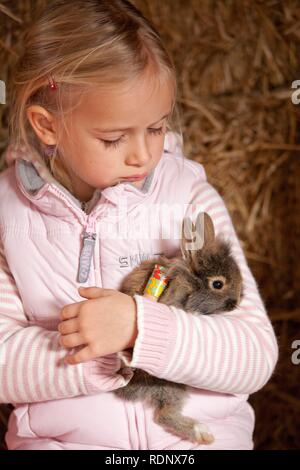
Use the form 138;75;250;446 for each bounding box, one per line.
92;111;171;133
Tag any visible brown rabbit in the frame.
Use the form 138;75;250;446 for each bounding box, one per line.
115;212;243;445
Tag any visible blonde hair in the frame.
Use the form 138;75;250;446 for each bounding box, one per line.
9;0;182;195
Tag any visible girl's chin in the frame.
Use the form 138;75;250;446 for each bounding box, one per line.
127;179;145;188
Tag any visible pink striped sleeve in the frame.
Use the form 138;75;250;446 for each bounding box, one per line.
0;240;131;404
127;171;279;394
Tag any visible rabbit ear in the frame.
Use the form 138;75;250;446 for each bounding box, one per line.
202;212;215;245
180;212;215;262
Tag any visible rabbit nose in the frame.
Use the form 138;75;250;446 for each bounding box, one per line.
224;298;237;310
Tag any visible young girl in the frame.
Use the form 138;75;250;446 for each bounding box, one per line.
0;0;278;450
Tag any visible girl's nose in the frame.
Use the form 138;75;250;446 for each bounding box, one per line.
125;136;152;167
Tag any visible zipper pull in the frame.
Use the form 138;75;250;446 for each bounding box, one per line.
77;231;97;283
77;215;98;283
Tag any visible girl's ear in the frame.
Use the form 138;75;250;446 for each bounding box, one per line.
26;105;57;147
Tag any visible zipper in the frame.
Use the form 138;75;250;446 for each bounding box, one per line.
48;185;86;225
47;185;98;284
81;201;88;213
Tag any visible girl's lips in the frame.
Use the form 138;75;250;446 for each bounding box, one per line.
122;173;148;181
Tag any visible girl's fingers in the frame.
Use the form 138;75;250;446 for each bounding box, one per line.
64;345;96;365
60;305;80;320
58;318;78;334
78;287;113;299
59;332;85;348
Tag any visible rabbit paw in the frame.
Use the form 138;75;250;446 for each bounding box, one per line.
193;423;215;444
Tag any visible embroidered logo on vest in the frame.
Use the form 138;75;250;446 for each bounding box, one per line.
119;252;164;268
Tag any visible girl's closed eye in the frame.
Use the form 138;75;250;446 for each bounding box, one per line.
100;126;165;149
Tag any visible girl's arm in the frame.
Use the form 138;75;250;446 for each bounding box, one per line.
0;240;131;404
125;166;279;395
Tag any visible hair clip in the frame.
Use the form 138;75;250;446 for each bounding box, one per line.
48;75;58;91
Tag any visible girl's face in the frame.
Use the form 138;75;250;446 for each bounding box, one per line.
57;70;175;201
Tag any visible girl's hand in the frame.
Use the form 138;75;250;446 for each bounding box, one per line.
57;287;137;365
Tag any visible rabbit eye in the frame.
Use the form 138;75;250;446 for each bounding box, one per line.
208;275;226;291
213;280;223;289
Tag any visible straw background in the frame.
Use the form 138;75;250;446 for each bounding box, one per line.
0;0;299;450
